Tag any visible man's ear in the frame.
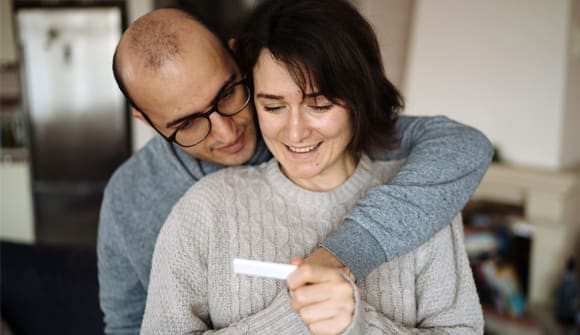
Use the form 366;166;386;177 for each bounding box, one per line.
228;38;236;52
131;108;146;123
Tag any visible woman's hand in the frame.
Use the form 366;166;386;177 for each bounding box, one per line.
287;259;355;335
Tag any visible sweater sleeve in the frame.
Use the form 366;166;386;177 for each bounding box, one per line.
345;218;484;334
140;189;310;335
98;187;146;335
321;115;493;279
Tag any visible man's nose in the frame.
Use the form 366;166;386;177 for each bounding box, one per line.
208;112;238;143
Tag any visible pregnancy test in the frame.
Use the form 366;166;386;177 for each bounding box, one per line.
233;258;297;280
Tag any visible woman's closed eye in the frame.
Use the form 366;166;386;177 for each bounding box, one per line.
308;104;333;112
263;104;285;112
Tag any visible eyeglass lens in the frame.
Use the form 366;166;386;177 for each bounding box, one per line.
174;83;249;147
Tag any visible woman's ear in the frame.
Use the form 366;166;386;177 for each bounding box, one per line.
228;38;236;52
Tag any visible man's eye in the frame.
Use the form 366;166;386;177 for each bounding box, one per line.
220;87;235;101
178;119;194;130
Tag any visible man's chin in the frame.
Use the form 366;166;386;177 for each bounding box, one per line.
218;140;256;166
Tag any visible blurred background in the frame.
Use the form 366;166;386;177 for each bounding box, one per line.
0;0;579;334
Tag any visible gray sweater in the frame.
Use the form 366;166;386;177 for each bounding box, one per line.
98;115;492;334
141;156;484;334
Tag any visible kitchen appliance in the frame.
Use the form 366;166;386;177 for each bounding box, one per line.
15;1;130;247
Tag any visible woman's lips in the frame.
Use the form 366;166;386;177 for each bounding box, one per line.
286;142;322;153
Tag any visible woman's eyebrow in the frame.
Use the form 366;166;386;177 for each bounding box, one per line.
304;92;323;98
256;92;324;100
255;93;283;100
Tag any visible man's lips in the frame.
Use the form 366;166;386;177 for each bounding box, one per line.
216;132;245;154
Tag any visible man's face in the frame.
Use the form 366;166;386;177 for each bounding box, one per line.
122;36;257;166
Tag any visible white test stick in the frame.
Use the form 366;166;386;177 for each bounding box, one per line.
233;258;297;280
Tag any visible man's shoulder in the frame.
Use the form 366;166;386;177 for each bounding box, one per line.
102;136;193;213
106;137;173;192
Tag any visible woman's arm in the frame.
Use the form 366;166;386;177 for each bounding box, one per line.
140;192;310;335
319;115;493;279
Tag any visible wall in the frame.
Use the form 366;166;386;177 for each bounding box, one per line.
404;0;579;170
352;0;415;89
0;162;34;243
561;0;580;168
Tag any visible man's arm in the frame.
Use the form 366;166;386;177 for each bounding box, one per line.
318;115;493;279
98;190;146;335
345;218;484;334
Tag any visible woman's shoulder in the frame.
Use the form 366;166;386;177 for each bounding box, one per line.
178;160;274;204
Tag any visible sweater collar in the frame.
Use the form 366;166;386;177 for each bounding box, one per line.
266;154;374;206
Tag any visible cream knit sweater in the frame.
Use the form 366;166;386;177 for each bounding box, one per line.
141;156;483;334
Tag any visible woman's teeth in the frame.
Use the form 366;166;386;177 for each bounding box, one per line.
288;143;320;153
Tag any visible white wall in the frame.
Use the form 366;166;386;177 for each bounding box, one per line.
0;162;34;243
353;0;414;89
405;0;579;170
561;0;580;168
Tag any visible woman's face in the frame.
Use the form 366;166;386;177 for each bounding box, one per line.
253;49;354;191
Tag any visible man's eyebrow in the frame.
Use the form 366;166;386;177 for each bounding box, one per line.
165;74;237;128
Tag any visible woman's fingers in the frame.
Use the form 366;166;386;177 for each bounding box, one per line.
287;263;343;291
287;264;355;335
297;297;355;323
307;316;353;335
290;280;352;310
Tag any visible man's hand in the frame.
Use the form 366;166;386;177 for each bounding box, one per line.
287;259;355;335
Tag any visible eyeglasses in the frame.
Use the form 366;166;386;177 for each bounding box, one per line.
139;79;251;147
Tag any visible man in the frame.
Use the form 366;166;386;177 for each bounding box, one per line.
99;8;492;334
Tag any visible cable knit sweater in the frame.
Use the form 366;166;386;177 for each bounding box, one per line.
141;156;484;334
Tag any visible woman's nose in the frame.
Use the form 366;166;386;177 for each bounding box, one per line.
286;110;310;143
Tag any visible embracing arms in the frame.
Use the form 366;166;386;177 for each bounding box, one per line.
317;115;493;279
289;218;484;335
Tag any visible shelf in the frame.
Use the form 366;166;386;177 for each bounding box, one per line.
0;148;28;162
471;163;580;306
483;304;541;335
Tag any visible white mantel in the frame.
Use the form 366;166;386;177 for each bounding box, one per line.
473;163;580;305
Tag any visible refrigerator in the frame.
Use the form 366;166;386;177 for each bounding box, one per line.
15;2;130;247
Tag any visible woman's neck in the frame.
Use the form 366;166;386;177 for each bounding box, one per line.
281;154;357;192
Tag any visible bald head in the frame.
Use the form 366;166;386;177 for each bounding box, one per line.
113;8;229;110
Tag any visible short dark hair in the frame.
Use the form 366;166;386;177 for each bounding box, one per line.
235;0;403;158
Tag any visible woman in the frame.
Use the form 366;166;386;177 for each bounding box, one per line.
141;0;483;334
